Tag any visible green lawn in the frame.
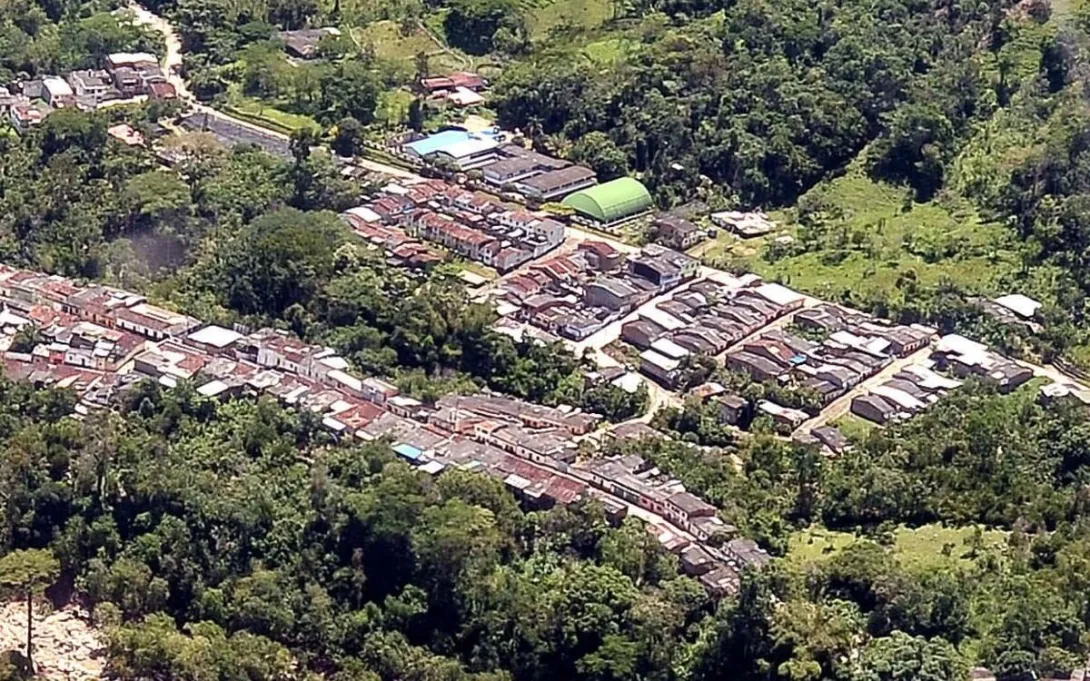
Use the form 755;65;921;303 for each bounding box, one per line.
225;86;321;133
787;524;1009;572
705;171;1020;305
583;36;637;64
357;21;442;61
833;414;877;442
356;19;474;74
527;0;614;39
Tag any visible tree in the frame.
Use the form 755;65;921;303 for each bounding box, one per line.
333;117;364;157
0;550;60;670
408;98;426;133
853;631;966;681
220;207;346;316
571;132;629;181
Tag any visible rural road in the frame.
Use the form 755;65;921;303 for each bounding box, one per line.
791;345;935;436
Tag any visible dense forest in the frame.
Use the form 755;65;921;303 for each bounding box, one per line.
0;365;1088;679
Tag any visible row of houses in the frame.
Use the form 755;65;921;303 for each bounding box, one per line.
341;178;566;273
2;52;175;132
850;362;964;425
575;452;770;596
0;263;607;506
0;262;771;597
623;278;806;388
496;243;700;342
0;265;767;596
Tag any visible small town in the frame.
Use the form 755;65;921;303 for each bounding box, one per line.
3;0;1090;678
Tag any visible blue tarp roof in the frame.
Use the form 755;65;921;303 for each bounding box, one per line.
404;130;472;156
393;442;424;461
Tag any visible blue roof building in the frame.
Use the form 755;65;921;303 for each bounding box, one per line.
404;130;472;157
392;442;424;463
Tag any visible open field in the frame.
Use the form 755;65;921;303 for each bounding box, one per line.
225;86;321;133
527;0;614;39
356;19;473;73
787;524;1009;572
704;172;1020;305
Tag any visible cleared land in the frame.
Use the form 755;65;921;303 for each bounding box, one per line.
788;524;1010;572
704;171;1020;305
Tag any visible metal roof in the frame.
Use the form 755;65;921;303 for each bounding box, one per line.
562;177;652;223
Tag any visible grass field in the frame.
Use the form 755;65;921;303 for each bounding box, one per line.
787;524;1009;572
224;86;321;133
832;414;877;442
356;19;471;73
704;171;1020;305
527;0;614;39
582;36;637;64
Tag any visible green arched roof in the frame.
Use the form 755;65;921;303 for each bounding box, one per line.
562;177;652;223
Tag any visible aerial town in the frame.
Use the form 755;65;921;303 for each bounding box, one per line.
6;0;1090;677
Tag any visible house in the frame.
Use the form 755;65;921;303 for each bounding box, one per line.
691;515;736;542
715;394;747;425
111;303;200;341
757;400;807;431
584;277;641;311
851;393;898;424
665;490;717;525
10;103;46;133
699;566;741;597
105;52;159;71
752;283;806;312
513;166;598;202
107;123;144;146
607;422;661;443
710;211;775;238
993;293;1042;320
577;241;625;272
672;327;730;355
723;537;771;569
811;425;849;453
0;87;18;114
621;319;666;350
640;349;681;387
148;81;177;100
725;350;785;382
419;71;486;94
186;325;243;354
631;245;699;288
794;306;847;333
110;67;143;97
277;27;341;59
679;545;717;576
66;70;116;103
654;214;705;250
630;254;683;290
42;77;75;108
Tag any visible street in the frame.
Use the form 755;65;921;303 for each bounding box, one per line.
790;345;935;436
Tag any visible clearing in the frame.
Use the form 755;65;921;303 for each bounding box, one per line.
787;523;1010;572
704;171;1020;306
0;601;105;680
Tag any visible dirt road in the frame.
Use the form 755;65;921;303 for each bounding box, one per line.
791;345;934;435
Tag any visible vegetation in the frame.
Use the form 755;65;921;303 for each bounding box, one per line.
8;0;1090;676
